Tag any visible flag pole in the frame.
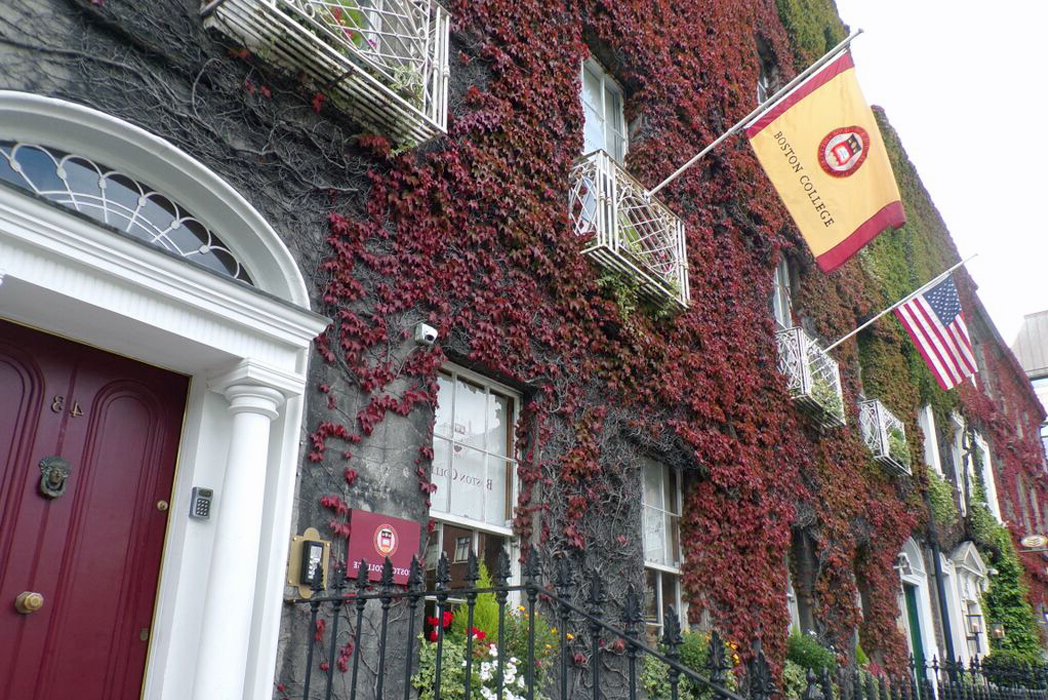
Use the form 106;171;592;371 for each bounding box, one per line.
823;254;977;353
648;29;864;197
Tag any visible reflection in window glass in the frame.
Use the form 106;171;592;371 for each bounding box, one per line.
581;60;627;163
642;458;681;568
431;367;519;528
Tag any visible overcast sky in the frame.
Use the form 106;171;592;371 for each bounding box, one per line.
832;0;1048;346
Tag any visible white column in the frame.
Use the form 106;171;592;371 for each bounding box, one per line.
192;379;285;700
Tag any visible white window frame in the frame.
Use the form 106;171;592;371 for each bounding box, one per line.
429;364;522;586
642;459;684;638
972;433;1003;524
757;66;773;104
431;364;520;531
786;569;802;634
772;256;793;330
950;413;968;516
581;58;628;163
918;406;943;476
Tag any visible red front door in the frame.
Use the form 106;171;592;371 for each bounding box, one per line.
0;319;188;699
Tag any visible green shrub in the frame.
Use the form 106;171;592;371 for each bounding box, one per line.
782;658;809;700
855;643;869;667
786;631;836;674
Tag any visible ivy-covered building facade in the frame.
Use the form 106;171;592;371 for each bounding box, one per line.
0;1;1046;699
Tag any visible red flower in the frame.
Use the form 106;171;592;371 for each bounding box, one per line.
469;627;486;641
428;628;439;642
441;610;453;628
426;615;439;628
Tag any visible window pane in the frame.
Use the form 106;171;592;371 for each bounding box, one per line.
606;87;623;134
669;511;681;566
435;373;455;438
485;458;512;525
643;504;666;565
643;568;659;623
442;524;474;588
447;445;486;521
583;103;605;155
662;573;680;622
643;461;662;509
487;391;513;457
454;378;488;449
477;531;508;579
430;437;452;512
608;130;626;164
644;568;661;643
582;65;602;110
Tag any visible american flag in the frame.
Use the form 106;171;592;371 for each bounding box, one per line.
894;276;977;391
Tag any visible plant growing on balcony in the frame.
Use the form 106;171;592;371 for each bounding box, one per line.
886;427;910;467
809;375;844;423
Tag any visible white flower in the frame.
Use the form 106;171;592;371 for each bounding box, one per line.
481;689;495;700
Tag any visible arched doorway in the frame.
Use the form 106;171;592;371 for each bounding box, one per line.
0;92;327;700
897;538;940;688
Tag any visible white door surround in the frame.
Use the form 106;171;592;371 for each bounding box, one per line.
896;538;941;667
0;92;329;700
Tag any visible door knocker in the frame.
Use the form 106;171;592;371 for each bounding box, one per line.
39;456;71;498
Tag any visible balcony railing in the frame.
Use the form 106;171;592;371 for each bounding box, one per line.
203;0;450;146
775;327;845;428
569;150;689;309
859;399;911;475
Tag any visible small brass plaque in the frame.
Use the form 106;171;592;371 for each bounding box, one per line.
287;527;330;598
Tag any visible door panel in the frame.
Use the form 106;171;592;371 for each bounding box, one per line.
0;319;188;700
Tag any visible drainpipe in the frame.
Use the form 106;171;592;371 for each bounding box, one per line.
926;506;958;669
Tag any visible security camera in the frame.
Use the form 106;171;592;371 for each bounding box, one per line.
414;322;438;346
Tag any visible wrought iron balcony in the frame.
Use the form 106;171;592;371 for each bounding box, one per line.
203;0;450;146
569;150;689;309
775;327;845;428
859;399;911;476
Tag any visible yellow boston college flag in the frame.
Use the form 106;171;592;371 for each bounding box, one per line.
746;52;905;272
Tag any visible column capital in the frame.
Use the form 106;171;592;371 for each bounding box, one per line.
207;358;305;399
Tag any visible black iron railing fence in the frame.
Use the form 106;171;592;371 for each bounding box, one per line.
278;548;1048;700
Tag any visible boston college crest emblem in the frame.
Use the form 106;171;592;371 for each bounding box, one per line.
818;126;870;177
374;524;398;557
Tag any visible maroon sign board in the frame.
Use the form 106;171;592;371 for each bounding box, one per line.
346;508;422;585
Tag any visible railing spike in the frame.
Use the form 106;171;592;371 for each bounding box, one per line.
407;555;422;592
436;551;450;589
523;548;540;585
380;556;395;589
707;630;728;686
355;557;369;591
802;668;821;700
748;638;776;700
465;547;480;586
555;555;574;592
588;567;606;608
495;547;511;588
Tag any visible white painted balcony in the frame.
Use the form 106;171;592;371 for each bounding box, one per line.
775;327;845;428
859;399;911;476
203;0;450;146
569;150;689;309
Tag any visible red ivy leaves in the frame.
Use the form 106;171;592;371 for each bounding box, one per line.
300;0;1045;679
